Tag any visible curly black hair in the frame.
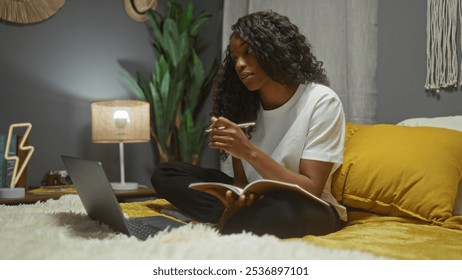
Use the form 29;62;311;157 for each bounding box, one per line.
211;10;329;123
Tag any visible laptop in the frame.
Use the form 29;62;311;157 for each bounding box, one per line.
61;155;184;240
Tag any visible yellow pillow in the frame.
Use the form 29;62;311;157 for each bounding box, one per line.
332;122;462;224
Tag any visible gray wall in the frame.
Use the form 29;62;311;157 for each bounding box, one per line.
1;0;461;187
377;0;462;124
0;0;222;187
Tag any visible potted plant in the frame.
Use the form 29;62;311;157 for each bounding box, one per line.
124;0;218;165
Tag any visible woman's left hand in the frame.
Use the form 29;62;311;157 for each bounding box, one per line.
208;116;254;160
217;190;258;229
225;190;256;210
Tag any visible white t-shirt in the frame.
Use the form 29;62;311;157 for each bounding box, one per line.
221;83;347;221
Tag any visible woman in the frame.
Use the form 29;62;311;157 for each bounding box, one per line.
152;10;346;238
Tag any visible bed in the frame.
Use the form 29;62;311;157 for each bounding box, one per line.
1;116;461;260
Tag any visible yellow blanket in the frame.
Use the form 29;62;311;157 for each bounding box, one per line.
302;211;462;259
120;199;462;260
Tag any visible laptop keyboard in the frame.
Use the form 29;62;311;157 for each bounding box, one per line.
126;219;161;240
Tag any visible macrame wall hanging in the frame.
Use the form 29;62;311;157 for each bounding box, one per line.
425;0;462;93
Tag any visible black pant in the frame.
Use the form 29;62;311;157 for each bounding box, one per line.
151;161;342;238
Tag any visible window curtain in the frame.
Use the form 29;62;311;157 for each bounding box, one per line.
222;0;378;124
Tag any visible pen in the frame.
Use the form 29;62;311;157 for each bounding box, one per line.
205;122;256;133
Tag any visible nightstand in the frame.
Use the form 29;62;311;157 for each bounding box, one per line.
0;186;157;205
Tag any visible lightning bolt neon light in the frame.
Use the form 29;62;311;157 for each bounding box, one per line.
4;123;34;188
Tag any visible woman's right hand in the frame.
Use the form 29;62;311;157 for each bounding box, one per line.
208;116;255;161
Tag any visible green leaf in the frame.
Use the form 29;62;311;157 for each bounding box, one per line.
121;71;146;101
187;50;204;109
166;80;183;124
159;70;170;106
167;0;182;21
136;71;152;104
148;10;163;29
178;2;193;33
148;11;164;47
154;56;169;87
150;82;168;152
178;109;194;163
178;110;207;163
164;18;179;41
163;32;179;67
177;31;190;62
190;12;212;37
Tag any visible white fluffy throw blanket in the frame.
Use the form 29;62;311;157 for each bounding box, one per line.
0;195;380;260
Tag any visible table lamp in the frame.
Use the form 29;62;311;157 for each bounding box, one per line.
91;100;150;190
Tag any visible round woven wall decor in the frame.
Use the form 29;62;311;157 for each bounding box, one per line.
0;0;65;24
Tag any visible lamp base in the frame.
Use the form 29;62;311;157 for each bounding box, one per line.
111;182;138;191
0;188;25;199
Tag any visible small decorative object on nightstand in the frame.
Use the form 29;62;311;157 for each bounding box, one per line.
91;100;150;191
0;123;34;199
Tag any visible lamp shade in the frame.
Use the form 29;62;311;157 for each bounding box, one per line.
91;100;150;143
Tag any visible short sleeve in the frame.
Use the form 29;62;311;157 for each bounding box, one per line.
302;94;345;163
